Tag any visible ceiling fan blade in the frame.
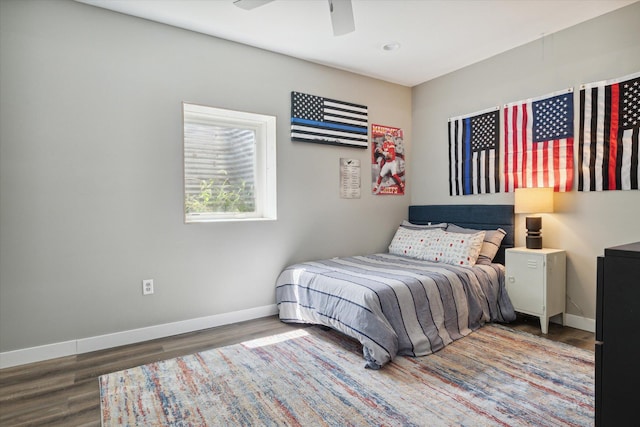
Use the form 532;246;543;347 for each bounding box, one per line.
233;0;275;11
328;0;355;36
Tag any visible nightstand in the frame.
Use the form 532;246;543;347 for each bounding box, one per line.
505;247;566;334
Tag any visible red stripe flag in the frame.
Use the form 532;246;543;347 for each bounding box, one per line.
578;72;640;191
504;89;574;192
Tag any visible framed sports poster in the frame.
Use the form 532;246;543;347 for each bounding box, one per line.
371;124;405;195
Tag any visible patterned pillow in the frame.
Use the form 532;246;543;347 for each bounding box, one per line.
446;224;507;265
388;227;442;259
422;230;486;266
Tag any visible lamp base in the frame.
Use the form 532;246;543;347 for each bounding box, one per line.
525;216;543;250
526;235;543;249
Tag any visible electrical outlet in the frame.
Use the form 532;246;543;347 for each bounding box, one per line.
142;279;154;295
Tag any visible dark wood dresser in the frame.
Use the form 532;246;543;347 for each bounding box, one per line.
596;242;640;426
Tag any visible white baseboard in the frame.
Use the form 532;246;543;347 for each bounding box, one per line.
563;313;595;333
0;304;278;369
0;340;78;370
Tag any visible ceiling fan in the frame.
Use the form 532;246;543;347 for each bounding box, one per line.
233;0;355;36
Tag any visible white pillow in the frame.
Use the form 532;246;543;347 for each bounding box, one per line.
422;230;486;266
388;227;442;259
446;224;507;265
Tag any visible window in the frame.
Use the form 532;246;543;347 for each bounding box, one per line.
183;103;277;223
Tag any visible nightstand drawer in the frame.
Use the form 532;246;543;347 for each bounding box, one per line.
506;252;545;313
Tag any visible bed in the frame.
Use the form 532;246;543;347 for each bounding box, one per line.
276;204;516;369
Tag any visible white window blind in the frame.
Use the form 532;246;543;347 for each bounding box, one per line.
183;103;276;223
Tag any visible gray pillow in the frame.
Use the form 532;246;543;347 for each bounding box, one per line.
400;220;447;231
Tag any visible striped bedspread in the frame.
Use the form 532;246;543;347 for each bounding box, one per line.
276;253;515;369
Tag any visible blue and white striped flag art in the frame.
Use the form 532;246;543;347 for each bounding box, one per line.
291;91;368;148
449;107;500;195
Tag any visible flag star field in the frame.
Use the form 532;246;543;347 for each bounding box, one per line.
471;113;498;151
621;78;639;129
533;94;573;142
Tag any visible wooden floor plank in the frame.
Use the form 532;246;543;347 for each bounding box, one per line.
0;374;75;402
0;314;594;426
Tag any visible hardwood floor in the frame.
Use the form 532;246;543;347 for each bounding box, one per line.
0;314;594;426
508;313;595;351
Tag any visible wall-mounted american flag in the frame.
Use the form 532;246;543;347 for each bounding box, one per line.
504;89;574;192
291;91;368;149
448;108;500;196
578;72;640;191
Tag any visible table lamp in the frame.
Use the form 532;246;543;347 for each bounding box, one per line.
514;187;554;249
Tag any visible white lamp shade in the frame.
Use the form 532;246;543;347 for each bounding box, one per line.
514;187;554;214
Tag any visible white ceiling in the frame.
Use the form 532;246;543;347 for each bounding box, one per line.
76;0;637;87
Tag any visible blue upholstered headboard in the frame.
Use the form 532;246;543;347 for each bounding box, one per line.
408;204;515;265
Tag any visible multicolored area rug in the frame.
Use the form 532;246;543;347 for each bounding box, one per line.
100;324;594;426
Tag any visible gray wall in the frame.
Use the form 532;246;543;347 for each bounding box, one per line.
411;2;640;322
3;0;639;355
0;0;411;352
